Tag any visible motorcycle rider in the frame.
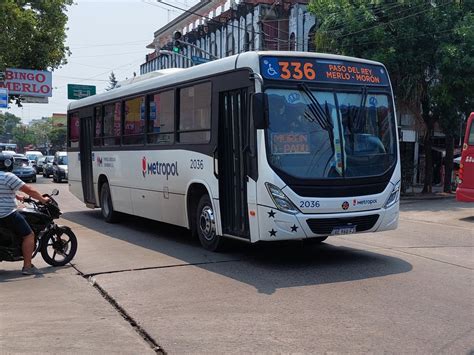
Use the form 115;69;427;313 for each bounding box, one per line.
0;153;50;275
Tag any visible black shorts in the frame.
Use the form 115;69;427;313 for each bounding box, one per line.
0;211;33;238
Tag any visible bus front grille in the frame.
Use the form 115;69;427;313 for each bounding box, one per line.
306;215;380;235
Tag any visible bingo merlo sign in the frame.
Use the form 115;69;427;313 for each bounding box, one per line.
260;57;389;86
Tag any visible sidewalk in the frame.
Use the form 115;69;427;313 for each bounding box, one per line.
0;260;154;354
400;184;456;201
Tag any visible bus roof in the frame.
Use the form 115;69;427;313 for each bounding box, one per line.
68;51;386;112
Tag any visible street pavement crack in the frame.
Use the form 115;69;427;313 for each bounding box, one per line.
72;264;165;354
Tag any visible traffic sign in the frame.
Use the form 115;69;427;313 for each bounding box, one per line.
68;84;96;100
191;56;211;65
0;88;8;108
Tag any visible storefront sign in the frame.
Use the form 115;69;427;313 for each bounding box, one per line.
0;68;52;97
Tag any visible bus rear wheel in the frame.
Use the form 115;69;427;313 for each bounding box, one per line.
196;195;225;252
100;183;119;223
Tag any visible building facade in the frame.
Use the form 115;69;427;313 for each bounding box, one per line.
140;0;315;74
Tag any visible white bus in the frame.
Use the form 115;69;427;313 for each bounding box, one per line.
67;51;400;251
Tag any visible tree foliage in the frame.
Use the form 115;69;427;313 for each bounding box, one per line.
308;0;473;192
0;0;73;71
106;71;118;91
49;126;67;150
0;111;21;140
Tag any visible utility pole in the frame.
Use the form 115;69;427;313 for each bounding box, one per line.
173;31;218;60
158;50;193;67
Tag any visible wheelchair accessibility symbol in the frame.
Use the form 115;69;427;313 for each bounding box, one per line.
263;59;280;78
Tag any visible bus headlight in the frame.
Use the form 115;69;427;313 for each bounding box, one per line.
265;183;299;214
384;182;400;209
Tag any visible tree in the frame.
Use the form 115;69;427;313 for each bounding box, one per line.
49;126;67;150
106;71;118;91
0;111;21;141
433;12;474;191
0;1;74;105
29;117;53;150
12;125;36;152
308;0;473;193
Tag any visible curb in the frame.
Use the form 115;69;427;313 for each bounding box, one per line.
400;193;456;201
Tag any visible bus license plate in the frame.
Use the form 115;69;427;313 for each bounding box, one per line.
331;225;357;235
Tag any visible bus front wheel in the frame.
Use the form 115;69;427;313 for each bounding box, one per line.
100;183;119;223
196;195;225;252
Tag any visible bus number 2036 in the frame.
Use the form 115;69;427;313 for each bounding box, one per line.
300;200;320;208
190;159;204;169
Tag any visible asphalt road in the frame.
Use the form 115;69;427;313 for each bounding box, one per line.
3;177;474;353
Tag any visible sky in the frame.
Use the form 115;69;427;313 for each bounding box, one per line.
6;0;190;124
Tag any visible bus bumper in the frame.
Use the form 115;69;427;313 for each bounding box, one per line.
456;187;474;202
257;204;399;241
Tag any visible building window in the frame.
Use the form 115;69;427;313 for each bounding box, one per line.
148;90;175;145
226;32;235;56
290;32;296;51
308;25;317;52
210;39;217;57
178;82;211;143
244;32;250;51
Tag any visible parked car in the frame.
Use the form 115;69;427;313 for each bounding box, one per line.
42;155;55;178
52;151;68;183
36;156;46;174
12;154;36;183
25;151;44;173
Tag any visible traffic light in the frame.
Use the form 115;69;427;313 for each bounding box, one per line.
173;31;183;53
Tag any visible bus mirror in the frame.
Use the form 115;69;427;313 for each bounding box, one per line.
252;93;268;129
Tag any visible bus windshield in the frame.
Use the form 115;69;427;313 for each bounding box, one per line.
266;87;397;179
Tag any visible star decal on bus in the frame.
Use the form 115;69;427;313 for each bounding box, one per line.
291;224;298;232
269;229;277;237
268;210;276;218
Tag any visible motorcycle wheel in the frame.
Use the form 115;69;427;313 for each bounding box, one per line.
40;227;78;266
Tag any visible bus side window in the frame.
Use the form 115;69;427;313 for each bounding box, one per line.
178;82;211;144
123;96;145;145
468;119;474;145
103;102;121;146
68;112;80;148
147;90;175;145
93;106;103;146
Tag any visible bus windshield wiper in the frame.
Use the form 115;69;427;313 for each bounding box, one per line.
298;83;334;132
353;86;368;132
298;83;339;176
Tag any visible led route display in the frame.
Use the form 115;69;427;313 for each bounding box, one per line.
260;56;389;86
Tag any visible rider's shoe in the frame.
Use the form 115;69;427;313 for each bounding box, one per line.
21;264;42;275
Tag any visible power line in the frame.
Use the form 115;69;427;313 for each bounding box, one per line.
70;40;150;50
339;24;473;49
321;1;430;33
54;57;144;92
70;50;145;58
338;0;453;39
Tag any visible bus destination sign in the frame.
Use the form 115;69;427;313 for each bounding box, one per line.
260;57;389;86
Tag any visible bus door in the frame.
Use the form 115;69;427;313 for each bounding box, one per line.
79;115;96;206
218;87;251;239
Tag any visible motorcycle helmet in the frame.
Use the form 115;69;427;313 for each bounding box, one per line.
0;153;14;172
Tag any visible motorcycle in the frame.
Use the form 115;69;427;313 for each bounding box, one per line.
0;189;77;267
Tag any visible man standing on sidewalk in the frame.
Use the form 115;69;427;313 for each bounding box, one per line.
0;154;50;275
